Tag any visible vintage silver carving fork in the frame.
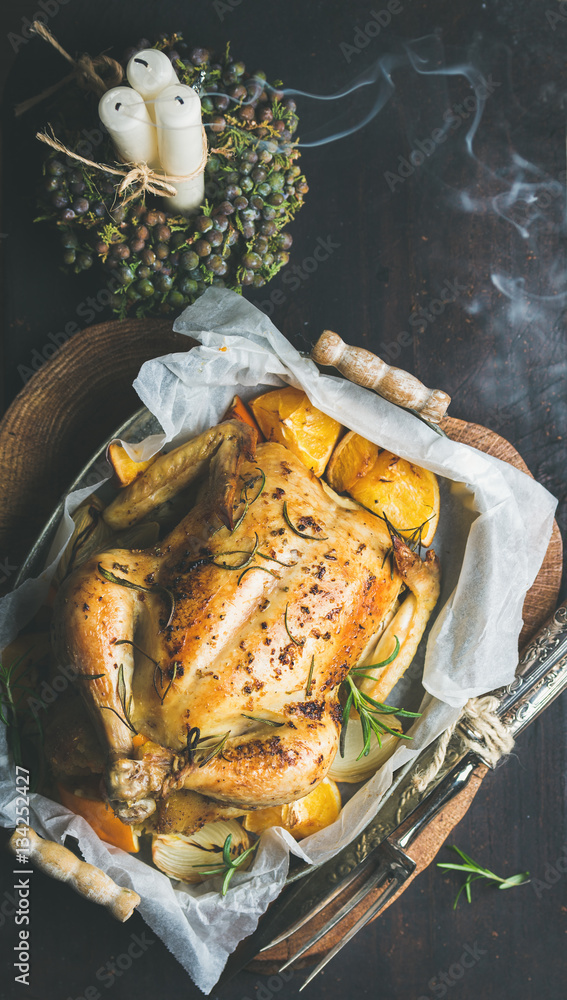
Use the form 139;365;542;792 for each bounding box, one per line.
218;600;567;991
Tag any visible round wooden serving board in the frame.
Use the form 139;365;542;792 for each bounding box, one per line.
0;318;562;970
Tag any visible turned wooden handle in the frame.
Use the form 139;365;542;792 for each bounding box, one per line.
8;826;140;922
312;330;451;424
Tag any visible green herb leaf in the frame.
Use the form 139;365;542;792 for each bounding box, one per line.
115;639;158;665
283;501;329;540
499;873;531;890
211;834;260;896
222;832;233;868
101;704;137;734
339;688;354;758
237;565;278;586
213;533;259;570
284;603;304;646
198;731;230;768
231;469;266;534
241;714;285;727
305;655;315;698
158;661;180;704
258;551;296;568
437;845;530;907
350;636;401;674
115;664;137;733
338;672;419;757
97;564;175;630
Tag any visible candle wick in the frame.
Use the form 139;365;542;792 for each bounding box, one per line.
175;96;184;104
134;57;149;67
115;102;122;111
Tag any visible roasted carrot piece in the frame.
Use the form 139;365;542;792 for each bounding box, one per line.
223;395;264;440
58;784;139;852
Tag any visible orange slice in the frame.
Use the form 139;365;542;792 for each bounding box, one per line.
243;777;341;840
107;441;159;489
250;387;342;477
58;784;139;853
326;430;439;545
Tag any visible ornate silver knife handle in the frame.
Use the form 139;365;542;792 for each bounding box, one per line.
394;601;567;852
496;600;567;737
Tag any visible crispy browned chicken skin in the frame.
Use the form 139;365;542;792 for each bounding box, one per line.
54;420;440;822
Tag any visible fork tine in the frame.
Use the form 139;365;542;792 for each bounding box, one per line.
277;862;394;973
260;854;375;952
298;868;406;991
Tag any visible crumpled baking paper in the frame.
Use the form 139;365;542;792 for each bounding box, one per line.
0;287;557;994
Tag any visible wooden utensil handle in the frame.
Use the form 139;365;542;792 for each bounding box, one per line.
8;826;140;922
311;330;451;424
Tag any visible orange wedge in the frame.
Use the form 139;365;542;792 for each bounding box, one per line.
58;784;139;853
243;777;341;840
108;441;159;489
250;387;342;477
326;431;439;545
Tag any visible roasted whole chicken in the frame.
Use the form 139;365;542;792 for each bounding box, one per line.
54;419;440;823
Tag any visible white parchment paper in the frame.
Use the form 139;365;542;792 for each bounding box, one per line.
0;287;557;993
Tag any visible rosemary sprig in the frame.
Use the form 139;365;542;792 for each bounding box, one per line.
231;468;266;534
0;651;46;784
339;674;420;760
152;663;164;703
101;705;137;733
305;655;315;697
231;505;249;536
437;845;530;909
284;603;304;646
114;640;170;706
241;714;285;727
186;726;234;767
115;638;158;665
283;501;329;541
404;513;435;557
193;833;259;895
186;726;201;761
237;565;278;586
379;511;435;561
248;468;266;504
101;663;138;734
198;731;230;768
350;636;401;678
213;532;259;570
258;551;296;568
97;564;175;629
159;662;181;704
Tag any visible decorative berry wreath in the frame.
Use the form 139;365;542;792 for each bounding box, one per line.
35;32;308;318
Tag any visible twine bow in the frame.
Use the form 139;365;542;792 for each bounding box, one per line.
394;694;515;825
37;126;209;205
15;22;124;117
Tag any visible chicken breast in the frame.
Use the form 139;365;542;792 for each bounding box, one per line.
54;420;440;822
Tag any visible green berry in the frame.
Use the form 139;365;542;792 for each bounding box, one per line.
179;276;199;295
180;250;200;270
167;290;185;308
137;278;155;298
242;252;262;271
155;274;173;293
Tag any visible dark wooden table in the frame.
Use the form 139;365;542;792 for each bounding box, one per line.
0;2;566;999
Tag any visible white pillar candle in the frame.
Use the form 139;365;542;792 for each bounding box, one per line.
127;49;179;120
98;87;159;167
155;84;205;215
